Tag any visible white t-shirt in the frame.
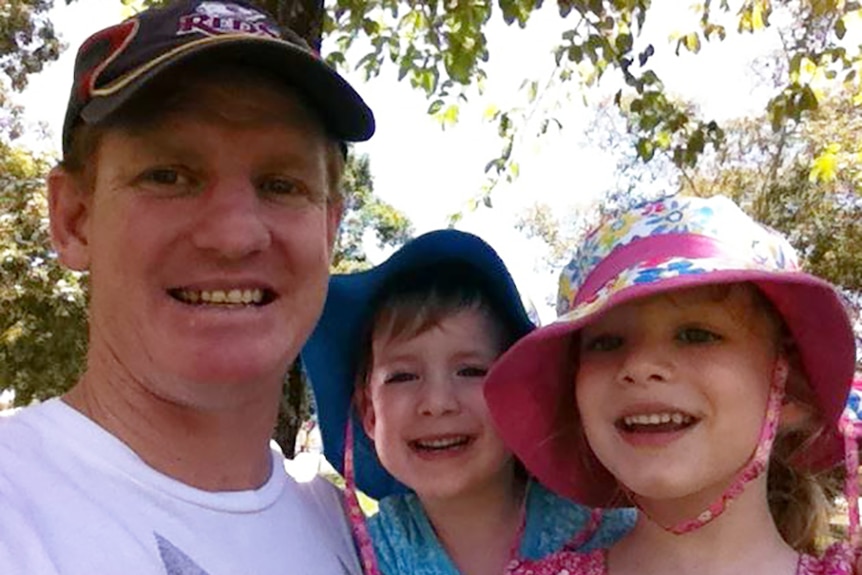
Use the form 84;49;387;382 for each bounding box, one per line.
0;398;361;575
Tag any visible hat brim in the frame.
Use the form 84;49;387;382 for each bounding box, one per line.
302;230;534;500
71;35;374;147
485;267;856;506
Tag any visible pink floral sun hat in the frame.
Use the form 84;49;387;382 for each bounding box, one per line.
484;194;856;508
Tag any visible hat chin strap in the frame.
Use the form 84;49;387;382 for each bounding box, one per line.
344;419;382;575
627;359;788;535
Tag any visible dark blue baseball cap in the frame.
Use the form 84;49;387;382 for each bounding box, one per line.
62;0;374;155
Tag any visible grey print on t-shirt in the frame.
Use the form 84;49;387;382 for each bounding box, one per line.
155;533;210;575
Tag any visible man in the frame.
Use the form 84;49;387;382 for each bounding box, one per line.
0;1;373;573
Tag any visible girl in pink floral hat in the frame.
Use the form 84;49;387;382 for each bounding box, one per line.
484;195;859;575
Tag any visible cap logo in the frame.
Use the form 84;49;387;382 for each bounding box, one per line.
178;2;278;39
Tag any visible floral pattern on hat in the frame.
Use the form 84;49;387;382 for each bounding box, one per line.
556;196;801;318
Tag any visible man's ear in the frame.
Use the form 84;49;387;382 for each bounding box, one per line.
48;166;92;271
326;196;344;259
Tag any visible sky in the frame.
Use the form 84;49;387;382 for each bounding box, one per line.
15;0;789;322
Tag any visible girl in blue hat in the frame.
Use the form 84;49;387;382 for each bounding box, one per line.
302;229;634;575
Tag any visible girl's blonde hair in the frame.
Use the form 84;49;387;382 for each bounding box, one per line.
768;347;842;554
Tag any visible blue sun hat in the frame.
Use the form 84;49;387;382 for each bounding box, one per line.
301;229;535;500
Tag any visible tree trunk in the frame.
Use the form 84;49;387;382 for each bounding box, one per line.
274;359;311;458
255;0;325;52
251;0;327;457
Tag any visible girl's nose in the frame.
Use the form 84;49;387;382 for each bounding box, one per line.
616;340;673;386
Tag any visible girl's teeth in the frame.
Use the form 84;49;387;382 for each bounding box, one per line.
623;412;693;426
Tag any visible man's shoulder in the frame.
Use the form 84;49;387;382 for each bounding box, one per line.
0;400;59;459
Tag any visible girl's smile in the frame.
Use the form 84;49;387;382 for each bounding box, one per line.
575;284;780;508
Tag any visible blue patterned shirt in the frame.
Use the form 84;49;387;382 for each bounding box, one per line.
366;480;635;575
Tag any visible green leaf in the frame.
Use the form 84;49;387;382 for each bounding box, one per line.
636;137;655;161
835;17;847;40
427;99;445;115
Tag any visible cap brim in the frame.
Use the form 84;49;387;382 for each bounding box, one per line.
485;268;856;506
302;230;534;500
79;36;374;142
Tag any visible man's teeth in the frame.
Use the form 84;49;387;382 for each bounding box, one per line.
178;289;264;305
623;412;693;426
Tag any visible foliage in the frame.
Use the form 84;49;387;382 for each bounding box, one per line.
333;152;413;273
0;144;410;455
9;1;861;192
320;0;862;193
278;152;411;453
0;0;413;457
679;93;862;355
0;0;63;92
679;93;861;279
0;143;88;404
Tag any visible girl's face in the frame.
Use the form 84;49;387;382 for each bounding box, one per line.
362;307;515;503
575;284;781;518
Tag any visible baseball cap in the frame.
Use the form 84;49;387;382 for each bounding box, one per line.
61;0;375;155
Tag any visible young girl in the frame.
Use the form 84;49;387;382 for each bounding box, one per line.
484;194;858;574
301;229;634;575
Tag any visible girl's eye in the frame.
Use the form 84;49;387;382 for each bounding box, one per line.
582;334;623;352
677;327;721;344
384;372;417;385
457;366;488;378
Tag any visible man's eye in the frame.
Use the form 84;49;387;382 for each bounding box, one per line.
457;366;488;378
142;168;183;185
384;372;417;384
582;335;623;352
677;328;721;344
260;177;307;197
136;168;197;196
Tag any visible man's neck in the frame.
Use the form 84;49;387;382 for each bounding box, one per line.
64;367;282;491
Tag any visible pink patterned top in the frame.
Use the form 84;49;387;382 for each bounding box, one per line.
505;542;856;575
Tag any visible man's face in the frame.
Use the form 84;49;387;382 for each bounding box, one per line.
52;80;341;408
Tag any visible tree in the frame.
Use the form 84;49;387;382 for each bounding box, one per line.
0;140;411;455
0;143;88;404
679;93;862;363
0;0;414;456
7;1;861;186
333;152;413;273
276;152;412;454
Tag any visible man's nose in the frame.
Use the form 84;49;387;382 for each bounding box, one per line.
191;180;271;259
